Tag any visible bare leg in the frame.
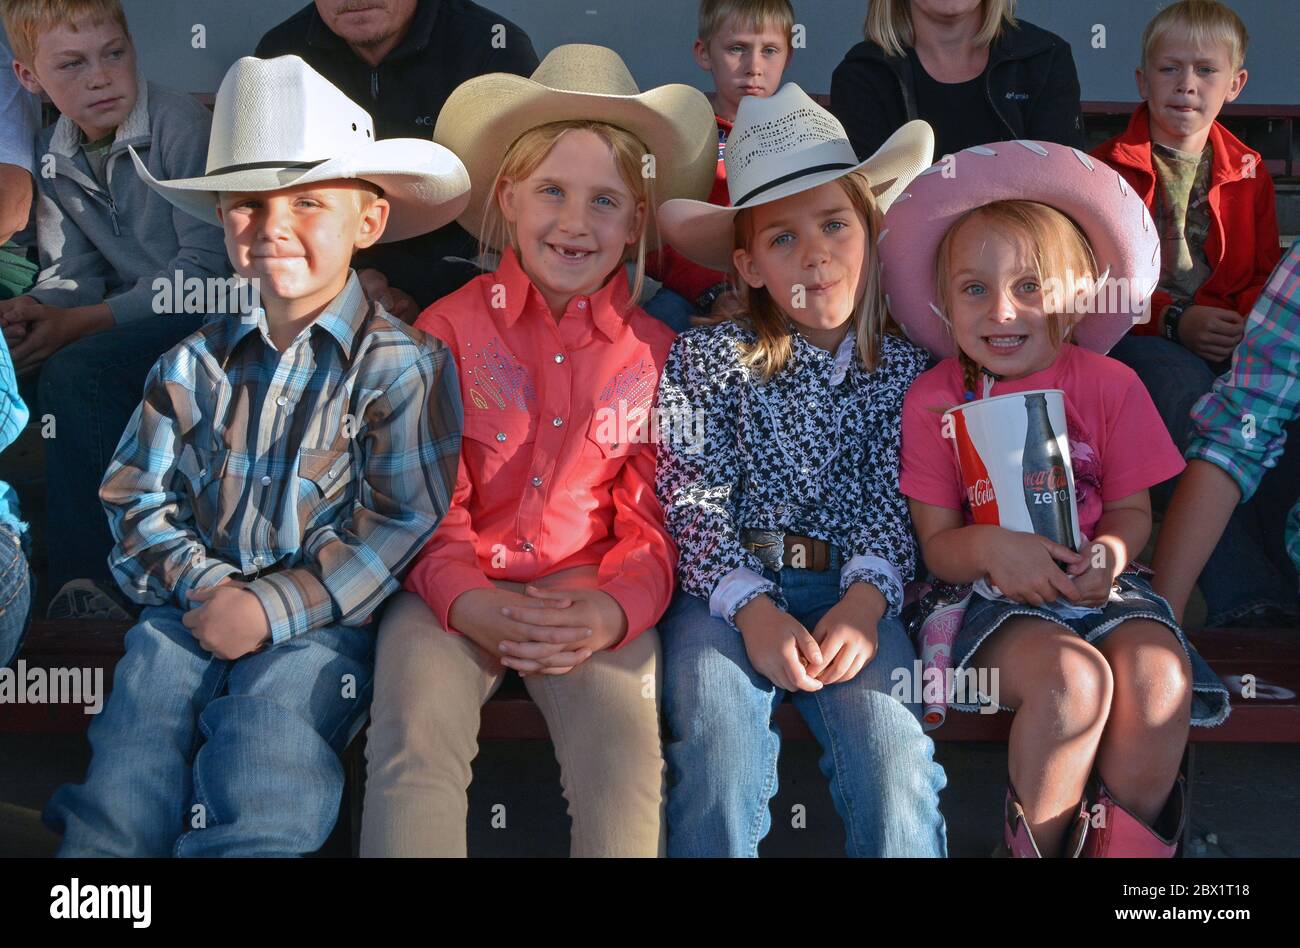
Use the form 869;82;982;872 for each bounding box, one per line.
1094;620;1191;825
969;616;1113;856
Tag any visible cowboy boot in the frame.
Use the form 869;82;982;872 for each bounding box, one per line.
998;783;1089;857
1082;777;1185;858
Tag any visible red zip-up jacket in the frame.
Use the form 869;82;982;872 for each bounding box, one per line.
646;115;733;306
1091;103;1280;336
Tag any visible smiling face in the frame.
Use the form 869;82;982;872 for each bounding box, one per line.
14;18;137;142
217;180;388;321
733;179;870;339
1137;35;1246;151
497;128;646;317
694;14;790;123
942;217;1065;380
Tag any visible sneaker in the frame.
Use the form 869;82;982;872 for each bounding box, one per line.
46;579;132;622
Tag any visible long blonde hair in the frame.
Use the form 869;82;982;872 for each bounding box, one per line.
934;200;1097;394
480;120;655;309
865;0;1018;58
733;172;893;382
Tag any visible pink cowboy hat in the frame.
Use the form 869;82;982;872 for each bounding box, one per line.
878;140;1161;358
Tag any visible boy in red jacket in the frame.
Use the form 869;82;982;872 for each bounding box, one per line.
643;0;794;332
1093;0;1292;628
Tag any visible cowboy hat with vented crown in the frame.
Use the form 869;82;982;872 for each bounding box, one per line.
433;44;719;248
130;55;471;243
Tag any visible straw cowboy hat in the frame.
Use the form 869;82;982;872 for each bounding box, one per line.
130;56;471;243
433;44;718;248
657;84;935;271
878;140;1162;358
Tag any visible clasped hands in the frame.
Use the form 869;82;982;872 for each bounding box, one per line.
183;578;271;661
451;585;628;676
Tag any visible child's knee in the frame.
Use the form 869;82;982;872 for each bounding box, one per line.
1106;624;1193;722
1024;638;1113;731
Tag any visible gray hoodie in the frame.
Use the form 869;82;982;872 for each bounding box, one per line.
28;78;230;323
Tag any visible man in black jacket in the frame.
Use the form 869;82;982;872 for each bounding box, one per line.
257;0;539;309
830;15;1083;163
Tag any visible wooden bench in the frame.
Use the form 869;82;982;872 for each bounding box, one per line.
6;619;1295;740
4;617;1296;855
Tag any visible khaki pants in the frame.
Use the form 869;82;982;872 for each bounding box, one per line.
359;587;666;857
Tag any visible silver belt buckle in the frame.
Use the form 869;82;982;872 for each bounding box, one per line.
744;529;785;573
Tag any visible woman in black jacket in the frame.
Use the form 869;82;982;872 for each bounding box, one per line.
830;0;1084;161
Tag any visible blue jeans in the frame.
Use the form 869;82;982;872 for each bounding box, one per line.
0;522;33;668
641;286;697;334
661;568;949;857
36;314;204;593
43;604;375;857
1110;335;1298;622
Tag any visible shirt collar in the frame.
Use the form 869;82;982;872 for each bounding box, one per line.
786;322;858;386
220;270;370;368
308;0;440;61
493;246;632;343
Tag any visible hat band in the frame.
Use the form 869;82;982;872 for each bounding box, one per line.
734;162;857;208
203;158;328;177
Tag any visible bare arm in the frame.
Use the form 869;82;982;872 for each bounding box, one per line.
1151;460;1241;623
0;163;31;245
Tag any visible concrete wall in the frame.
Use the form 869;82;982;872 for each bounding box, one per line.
12;0;1300;104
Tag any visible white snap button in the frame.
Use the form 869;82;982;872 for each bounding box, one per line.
260;475;272;486
496;432;507;442
552;417;563;427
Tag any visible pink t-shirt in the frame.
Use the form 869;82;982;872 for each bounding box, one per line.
900;344;1185;541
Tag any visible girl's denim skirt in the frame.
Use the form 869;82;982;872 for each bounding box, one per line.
949;573;1230;727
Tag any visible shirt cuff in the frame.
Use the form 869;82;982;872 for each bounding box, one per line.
246;568;337;645
403;558;495;635
709;566;777;627
1185;440;1261;503
840;554;904;617
173;555;240;608
597;575;658;649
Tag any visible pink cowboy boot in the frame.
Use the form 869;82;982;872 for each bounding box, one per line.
999;783;1089;858
1082;777;1185;858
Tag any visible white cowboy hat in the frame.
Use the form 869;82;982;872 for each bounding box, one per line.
433;44;718;249
130;55;471;243
658;84;935;271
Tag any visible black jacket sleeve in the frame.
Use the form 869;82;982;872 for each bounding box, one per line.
1024;38;1085;149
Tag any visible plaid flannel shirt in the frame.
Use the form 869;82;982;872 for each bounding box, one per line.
100;272;462;643
1187;239;1300;578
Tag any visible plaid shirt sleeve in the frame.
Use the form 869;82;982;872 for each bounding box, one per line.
1186;240;1300;502
245;343;463;643
101;355;243;606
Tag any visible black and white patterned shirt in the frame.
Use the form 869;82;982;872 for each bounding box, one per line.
655;320;928;626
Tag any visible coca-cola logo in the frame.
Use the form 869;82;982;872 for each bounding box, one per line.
1023;465;1069;491
966;477;995;507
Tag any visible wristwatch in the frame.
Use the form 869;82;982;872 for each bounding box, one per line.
1162;302;1188;343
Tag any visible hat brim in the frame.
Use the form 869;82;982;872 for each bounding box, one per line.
878;140;1162;358
433;73;718;250
657;120;935;272
129;138;471;244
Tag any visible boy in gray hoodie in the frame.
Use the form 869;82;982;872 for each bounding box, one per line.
0;0;229;619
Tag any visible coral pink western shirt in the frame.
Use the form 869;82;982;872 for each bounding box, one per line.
403;247;678;645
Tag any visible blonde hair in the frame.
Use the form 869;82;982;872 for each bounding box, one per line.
1141;0;1248;71
733;172;893;382
481;120;654;310
935;200;1097;394
865;0;1017;58
2;0;130;65
698;0;796;44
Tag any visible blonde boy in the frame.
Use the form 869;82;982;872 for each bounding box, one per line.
42;55;468;857
648;0;795;328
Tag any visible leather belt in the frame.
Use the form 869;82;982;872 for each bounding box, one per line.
740;529;841;573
